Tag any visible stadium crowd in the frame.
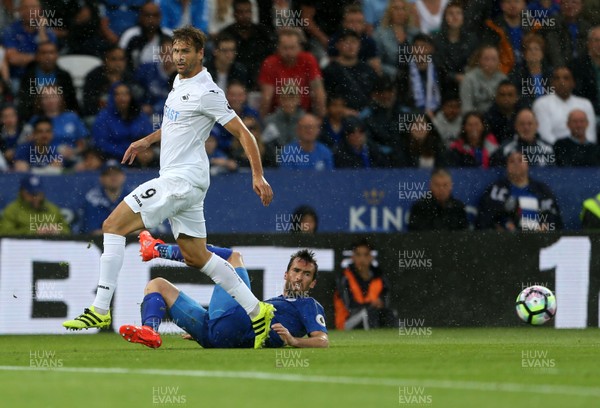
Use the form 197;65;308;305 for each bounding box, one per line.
0;0;600;233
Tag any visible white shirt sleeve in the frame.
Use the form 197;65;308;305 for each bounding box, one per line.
199;90;237;126
582;100;597;143
532;98;554;144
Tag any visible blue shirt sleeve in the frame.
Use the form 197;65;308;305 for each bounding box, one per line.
299;298;328;334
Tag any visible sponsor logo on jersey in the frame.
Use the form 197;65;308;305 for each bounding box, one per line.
164;104;180;122
181;93;190;101
132;194;143;207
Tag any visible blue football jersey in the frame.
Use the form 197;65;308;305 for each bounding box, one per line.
265;295;328;348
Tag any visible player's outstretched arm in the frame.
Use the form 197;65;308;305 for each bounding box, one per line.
224;117;273;206
272;323;329;348
122;129;162;165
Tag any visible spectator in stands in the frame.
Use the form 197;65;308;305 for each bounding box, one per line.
545;0;593;67
80;159;127;234
327;4;381;74
333;239;396;330
432;94;462;146
363;0;392;33
119;2;173;71
478;151;563;231
449;112;499;168
25;86;88;167
583;0;600;26
159;0;210;33
432;0;478;94
362;75;404;156
92;82;153;160
0;104;20;166
290;204;318;233
261;88;305;148
220;0;275;89
397;34;442;116
14;117;64;174
278;113;333;170
102;0;147;37
319;95;347;149
16;41;78;122
82;46;140;119
205;33;249;91
323;30;378;115
554;109;600;166
297;0;330;63
0;150;7;172
527;0;560;17
460;45;507;114
230;115;278;168
2;0;57;91
59;0;115;57
74;147;104;172
206;134;238;176
409;168;468;231
0;76;13;105
414;0;448;35
484;80;521;144
333;117;389;168
397;114;447;168
491;108;554;167
570;26;600;116
209;0;259;36
134;36;176;116
481;0;537;74
580;191;600;229
258;27;325;118
532;66;597;144
0;174;70;235
374;0;419;78
509;33;553;108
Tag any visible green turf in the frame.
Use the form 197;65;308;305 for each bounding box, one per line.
1;328;599;408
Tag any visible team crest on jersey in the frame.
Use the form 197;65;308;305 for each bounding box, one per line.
181;93;190;101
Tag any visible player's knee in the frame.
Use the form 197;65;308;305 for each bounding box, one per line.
145;277;168;295
101;217;116;234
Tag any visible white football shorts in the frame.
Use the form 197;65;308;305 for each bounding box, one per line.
124;176;207;239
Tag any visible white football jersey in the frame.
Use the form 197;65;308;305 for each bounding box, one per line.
159;68;236;188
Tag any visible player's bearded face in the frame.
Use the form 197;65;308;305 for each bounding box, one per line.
172;40;204;77
284;259;316;296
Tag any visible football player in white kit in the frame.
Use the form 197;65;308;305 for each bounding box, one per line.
64;26;276;348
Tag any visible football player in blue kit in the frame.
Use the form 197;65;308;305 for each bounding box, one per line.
119;231;329;349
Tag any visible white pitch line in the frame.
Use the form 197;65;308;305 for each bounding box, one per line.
0;365;599;398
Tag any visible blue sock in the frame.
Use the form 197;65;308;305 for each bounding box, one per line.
156;244;184;262
141;292;166;331
155;244;233;262
206;244;233;260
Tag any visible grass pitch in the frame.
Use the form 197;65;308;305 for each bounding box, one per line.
1;328;599;408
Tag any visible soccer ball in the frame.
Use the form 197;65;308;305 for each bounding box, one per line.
515;285;557;325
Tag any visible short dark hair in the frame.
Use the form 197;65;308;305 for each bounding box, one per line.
292;205;318;232
214;33;236;48
287;249;319;280
233;0;252;11
412;33;435;47
352;238;374;252
431;167;452;179
33;116;52;130
172;26;206;52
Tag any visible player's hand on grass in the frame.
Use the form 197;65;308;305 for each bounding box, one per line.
253;175;273;207
272;323;297;347
122;139;151;165
181;333;194;341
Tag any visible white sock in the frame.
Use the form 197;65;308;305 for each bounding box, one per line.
201;253;260;317
92;233;126;314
